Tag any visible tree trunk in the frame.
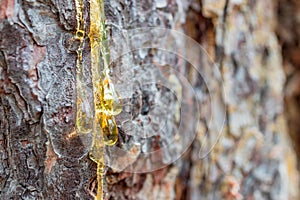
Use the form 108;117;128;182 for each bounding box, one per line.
0;0;299;199
278;0;300;160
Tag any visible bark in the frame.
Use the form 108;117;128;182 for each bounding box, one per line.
0;0;299;200
278;0;300;160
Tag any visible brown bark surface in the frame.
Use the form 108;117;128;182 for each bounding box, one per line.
0;0;299;199
278;0;300;160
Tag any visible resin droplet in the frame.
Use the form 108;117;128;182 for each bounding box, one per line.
102;78;122;115
95;78;122;116
100;114;118;146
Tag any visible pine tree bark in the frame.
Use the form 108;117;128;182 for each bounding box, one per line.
278;0;300;161
0;0;299;199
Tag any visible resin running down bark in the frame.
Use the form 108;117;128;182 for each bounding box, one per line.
75;0;122;199
75;0;93;134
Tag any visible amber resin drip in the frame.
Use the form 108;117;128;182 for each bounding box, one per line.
88;0;122;200
75;0;93;134
75;0;121;199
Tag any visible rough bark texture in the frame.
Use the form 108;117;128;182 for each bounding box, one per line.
0;0;299;199
278;0;300;161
